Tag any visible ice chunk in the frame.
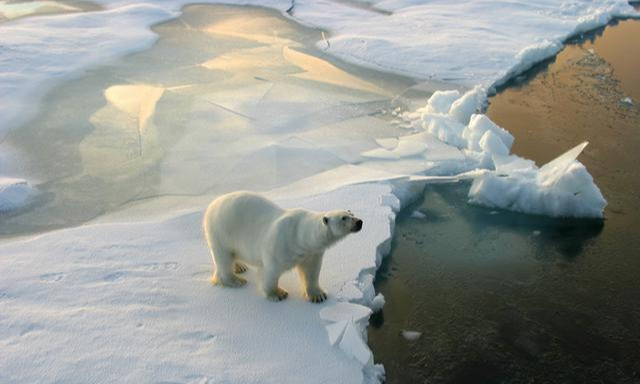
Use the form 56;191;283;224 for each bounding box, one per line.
479;130;509;157
338;321;373;366
468;143;607;218
422;114;467;148
423;90;460;114
493;155;536;175
319;302;372;323
326;320;349;346
537;141;588;186
449;86;485;125
370;293;385;313
410;210;426;219
621;97;633;105
464;114;514;152
401;330;422;341
0;178;32;212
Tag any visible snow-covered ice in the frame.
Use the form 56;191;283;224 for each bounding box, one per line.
0;183;392;383
468;142;607;218
0;0;632;382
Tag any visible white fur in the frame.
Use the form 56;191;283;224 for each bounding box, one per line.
203;191;363;302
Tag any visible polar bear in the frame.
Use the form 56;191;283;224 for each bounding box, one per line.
203;191;363;302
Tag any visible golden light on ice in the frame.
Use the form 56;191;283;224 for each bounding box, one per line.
104;84;165;133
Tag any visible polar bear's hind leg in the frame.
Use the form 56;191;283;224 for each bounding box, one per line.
209;244;247;288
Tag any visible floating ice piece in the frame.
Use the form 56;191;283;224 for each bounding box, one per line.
410;210;426;219
370;293;385;313
0;177;32;212
468;142;607;218
319;302;372;323
401;330;422;341
537;141;588;186
339;321;373;366
621;97;633;105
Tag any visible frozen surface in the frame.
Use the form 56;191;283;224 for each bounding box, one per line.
1;0;637;138
0;183;392;383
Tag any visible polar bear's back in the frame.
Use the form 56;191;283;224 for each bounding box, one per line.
204;191;284;263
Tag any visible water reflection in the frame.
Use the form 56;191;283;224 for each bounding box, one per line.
370;16;640;382
369;183;638;384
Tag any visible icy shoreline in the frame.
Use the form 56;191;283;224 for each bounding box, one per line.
0;1;635;382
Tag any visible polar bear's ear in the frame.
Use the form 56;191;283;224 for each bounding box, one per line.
322;216;329;226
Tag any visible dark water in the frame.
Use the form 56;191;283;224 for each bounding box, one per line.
369;17;640;384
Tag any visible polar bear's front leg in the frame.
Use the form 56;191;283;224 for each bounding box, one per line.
297;255;327;303
262;266;288;301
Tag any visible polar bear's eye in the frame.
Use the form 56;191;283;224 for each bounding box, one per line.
341;216;347;221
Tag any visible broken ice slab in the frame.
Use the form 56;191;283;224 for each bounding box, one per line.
319;302;372;323
326;320;349;346
537;141;588;186
338;321;374;366
468;142;606;218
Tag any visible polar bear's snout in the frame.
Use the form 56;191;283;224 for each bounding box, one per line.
352;219;363;232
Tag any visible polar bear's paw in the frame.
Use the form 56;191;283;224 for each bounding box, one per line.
234;262;248;274
212;274;247;288
267;287;289;302
305;289;328;303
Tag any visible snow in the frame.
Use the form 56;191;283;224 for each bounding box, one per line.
0;0;629;382
0;178;32;212
0;183;392;383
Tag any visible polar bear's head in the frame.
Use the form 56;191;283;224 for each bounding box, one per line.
322;210;363;237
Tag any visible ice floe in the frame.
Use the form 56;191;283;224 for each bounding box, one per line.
468;142;607;218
